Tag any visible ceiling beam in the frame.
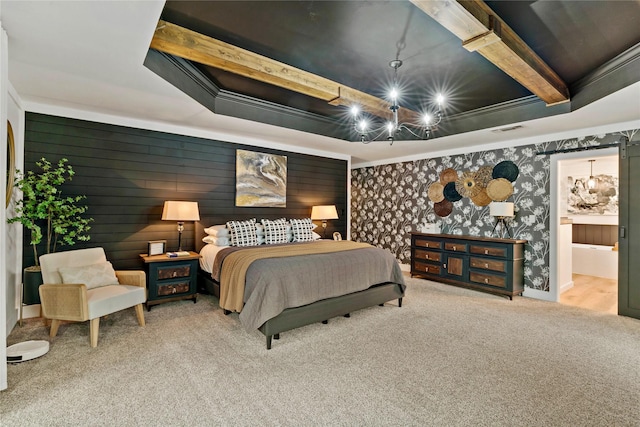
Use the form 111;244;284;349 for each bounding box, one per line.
150;20;418;123
410;0;570;105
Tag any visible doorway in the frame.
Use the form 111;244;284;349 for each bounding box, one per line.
552;151;619;314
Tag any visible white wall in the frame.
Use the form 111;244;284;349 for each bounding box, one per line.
0;17;8;391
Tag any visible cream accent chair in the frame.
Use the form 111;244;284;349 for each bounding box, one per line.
39;247;147;347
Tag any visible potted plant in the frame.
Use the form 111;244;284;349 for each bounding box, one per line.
7;157;93;304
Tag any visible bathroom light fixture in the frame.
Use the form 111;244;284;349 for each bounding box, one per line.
587;159;597;190
349;59;444;145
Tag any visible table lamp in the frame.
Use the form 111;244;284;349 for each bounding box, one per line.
162;201;200;251
311;205;338;238
490;201;514;238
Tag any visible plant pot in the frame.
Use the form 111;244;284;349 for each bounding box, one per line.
23;266;43;305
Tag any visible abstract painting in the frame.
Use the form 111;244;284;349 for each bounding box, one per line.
236;149;287;207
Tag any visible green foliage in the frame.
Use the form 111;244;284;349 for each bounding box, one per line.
7;157;93;266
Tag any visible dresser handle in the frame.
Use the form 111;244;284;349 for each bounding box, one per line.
484;278;489;283
485;249;489;254
485;263;489;268
425;255;429;260
452;246;456;251
443;263;447;269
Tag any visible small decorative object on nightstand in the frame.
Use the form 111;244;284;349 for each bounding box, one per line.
140;252;200;310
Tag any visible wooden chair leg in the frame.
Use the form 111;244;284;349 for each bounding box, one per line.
90;318;100;347
135;304;146;327
49;319;61;338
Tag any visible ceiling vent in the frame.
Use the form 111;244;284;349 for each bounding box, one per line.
491;125;524;133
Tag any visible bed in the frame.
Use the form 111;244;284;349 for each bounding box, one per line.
195;221;405;349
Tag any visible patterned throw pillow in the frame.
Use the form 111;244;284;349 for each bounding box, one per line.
227;219;258;246
58;262;120;290
289;218;315;242
261;218;290;244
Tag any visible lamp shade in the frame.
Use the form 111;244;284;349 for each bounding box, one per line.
489;202;514;217
161;201;200;221
311;205;338;220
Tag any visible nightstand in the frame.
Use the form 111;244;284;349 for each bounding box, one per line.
140;252;200;310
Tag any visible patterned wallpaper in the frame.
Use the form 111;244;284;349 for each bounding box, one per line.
351;128;639;292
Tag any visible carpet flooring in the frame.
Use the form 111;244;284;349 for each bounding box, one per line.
3;277;640;426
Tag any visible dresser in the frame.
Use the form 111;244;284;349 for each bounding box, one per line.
140;252;200;310
410;233;527;299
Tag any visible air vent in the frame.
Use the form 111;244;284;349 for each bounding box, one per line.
491;125;524;133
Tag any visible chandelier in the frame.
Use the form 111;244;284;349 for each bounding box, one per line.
348;59;445;145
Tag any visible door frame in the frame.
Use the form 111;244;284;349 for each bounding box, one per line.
545;147;619;303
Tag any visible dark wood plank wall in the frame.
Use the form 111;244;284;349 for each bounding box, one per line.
24;113;348;269
572;224;618;246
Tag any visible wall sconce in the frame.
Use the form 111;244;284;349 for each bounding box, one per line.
162;201;200;251
311;205;338;238
490;201;514;238
587;159;598;190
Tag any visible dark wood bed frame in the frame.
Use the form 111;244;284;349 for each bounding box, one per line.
197;269;404;349
195;221;404;349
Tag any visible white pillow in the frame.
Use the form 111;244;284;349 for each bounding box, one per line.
58;262;119;290
204;225;230;237
289;218;315;242
202;235;230;246
262;218;290;244
312;231;322;240
227;219;258;247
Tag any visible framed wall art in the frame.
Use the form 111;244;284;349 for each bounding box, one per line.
235;149;287;207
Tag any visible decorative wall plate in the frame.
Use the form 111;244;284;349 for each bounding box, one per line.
471;188;492;206
455;171;482;198
443;181;462;202
427;182;445;203
486;178;514;201
440;168;458;185
492;160;519;182
434;199;453;217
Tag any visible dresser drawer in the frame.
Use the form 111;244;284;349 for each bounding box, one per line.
157;280;190;296
414;238;442;249
413;262;441;276
470;257;506;273
470;271;506;288
470;245;507;258
414;249;441;262
158;264;191;280
444;242;467;252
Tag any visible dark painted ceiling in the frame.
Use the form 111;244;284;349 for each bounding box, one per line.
150;0;640;141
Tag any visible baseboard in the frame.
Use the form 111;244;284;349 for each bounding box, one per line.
559;280;575;294
21;304;42;320
523;287;556;302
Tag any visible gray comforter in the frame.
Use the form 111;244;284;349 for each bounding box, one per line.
212;243;405;331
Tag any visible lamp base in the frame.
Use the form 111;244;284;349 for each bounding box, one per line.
492;217;512;238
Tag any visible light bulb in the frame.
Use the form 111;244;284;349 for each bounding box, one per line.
436;94;445;105
350;105;360;117
386;122;395;136
357;120;368;132
423;113;432;125
389;88;399;101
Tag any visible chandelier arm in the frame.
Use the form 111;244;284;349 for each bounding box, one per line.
398;124;424;139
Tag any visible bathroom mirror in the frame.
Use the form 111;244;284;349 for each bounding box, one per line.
6;120;15;207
